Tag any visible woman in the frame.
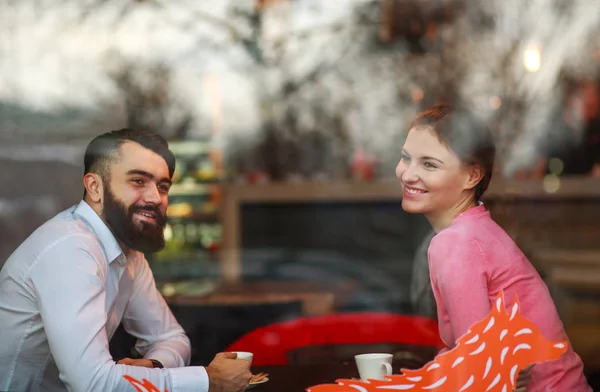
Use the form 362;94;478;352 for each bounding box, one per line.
396;105;591;391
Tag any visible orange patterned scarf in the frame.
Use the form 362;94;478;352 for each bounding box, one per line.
306;291;567;392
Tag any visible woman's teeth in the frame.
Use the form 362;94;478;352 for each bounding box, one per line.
406;187;426;195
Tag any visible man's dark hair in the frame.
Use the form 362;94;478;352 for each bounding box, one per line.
83;128;175;197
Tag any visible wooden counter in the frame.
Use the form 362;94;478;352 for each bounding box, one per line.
529;248;600;369
531;249;600;292
219;176;600;283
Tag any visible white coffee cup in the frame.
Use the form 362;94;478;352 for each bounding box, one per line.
354;353;393;381
232;351;253;364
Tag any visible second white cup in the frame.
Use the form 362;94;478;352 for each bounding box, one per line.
354;353;393;381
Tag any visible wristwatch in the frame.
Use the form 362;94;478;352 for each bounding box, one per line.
149;359;164;369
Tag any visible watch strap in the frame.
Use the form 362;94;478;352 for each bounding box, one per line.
149;359;164;369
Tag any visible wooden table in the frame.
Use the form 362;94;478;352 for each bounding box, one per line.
249;363;600;392
250;364;359;392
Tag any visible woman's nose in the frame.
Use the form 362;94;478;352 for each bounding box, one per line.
400;163;419;183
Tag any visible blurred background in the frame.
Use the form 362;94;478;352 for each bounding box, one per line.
1;0;599;387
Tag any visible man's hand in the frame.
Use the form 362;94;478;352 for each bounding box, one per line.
117;358;154;368
514;364;535;392
206;352;253;392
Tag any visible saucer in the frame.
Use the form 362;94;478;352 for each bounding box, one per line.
247;377;269;390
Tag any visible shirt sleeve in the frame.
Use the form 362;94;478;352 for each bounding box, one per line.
122;255;193;369
29;234;209;392
428;231;491;343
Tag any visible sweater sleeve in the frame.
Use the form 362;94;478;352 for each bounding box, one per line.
428;231;491;343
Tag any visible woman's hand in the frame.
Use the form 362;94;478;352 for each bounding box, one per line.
514;364;535;392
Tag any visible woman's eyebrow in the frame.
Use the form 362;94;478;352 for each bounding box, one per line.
421;156;445;164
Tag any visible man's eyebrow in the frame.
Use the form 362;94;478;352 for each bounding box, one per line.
126;169;154;178
126;169;172;185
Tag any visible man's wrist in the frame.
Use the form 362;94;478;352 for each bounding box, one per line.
149;359;164;369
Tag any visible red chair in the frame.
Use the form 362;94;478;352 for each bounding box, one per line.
225;312;443;366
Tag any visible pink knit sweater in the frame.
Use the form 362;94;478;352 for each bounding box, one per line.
428;204;591;391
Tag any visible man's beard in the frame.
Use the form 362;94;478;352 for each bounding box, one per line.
102;186;167;254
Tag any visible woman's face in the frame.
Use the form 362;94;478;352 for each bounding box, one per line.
395;127;479;217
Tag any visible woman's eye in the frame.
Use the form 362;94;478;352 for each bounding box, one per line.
424;162;438;169
401;154;410;162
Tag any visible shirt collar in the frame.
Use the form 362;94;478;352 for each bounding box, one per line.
74;200;126;265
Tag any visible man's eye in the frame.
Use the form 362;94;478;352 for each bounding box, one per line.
158;185;170;192
132;178;145;185
401;154;410;162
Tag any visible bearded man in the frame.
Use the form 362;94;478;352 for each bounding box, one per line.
0;129;251;392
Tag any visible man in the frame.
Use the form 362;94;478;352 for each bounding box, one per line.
0;129;251;392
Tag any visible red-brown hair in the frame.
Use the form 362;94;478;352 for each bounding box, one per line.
411;105;496;201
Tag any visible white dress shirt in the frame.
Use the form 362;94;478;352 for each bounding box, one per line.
0;200;209;392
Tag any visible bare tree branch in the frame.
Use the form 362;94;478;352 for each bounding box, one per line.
281;29;359;98
76;0;139;27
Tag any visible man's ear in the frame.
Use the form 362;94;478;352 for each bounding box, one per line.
83;173;104;203
464;164;484;191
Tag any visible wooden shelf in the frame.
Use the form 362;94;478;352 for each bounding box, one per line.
219;176;600;203
169;183;219;196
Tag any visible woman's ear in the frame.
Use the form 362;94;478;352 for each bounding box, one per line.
83;173;104;203
464;164;484;191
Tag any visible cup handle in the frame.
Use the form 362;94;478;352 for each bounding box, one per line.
382;362;392;376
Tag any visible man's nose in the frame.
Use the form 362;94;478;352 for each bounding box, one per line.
144;184;162;204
